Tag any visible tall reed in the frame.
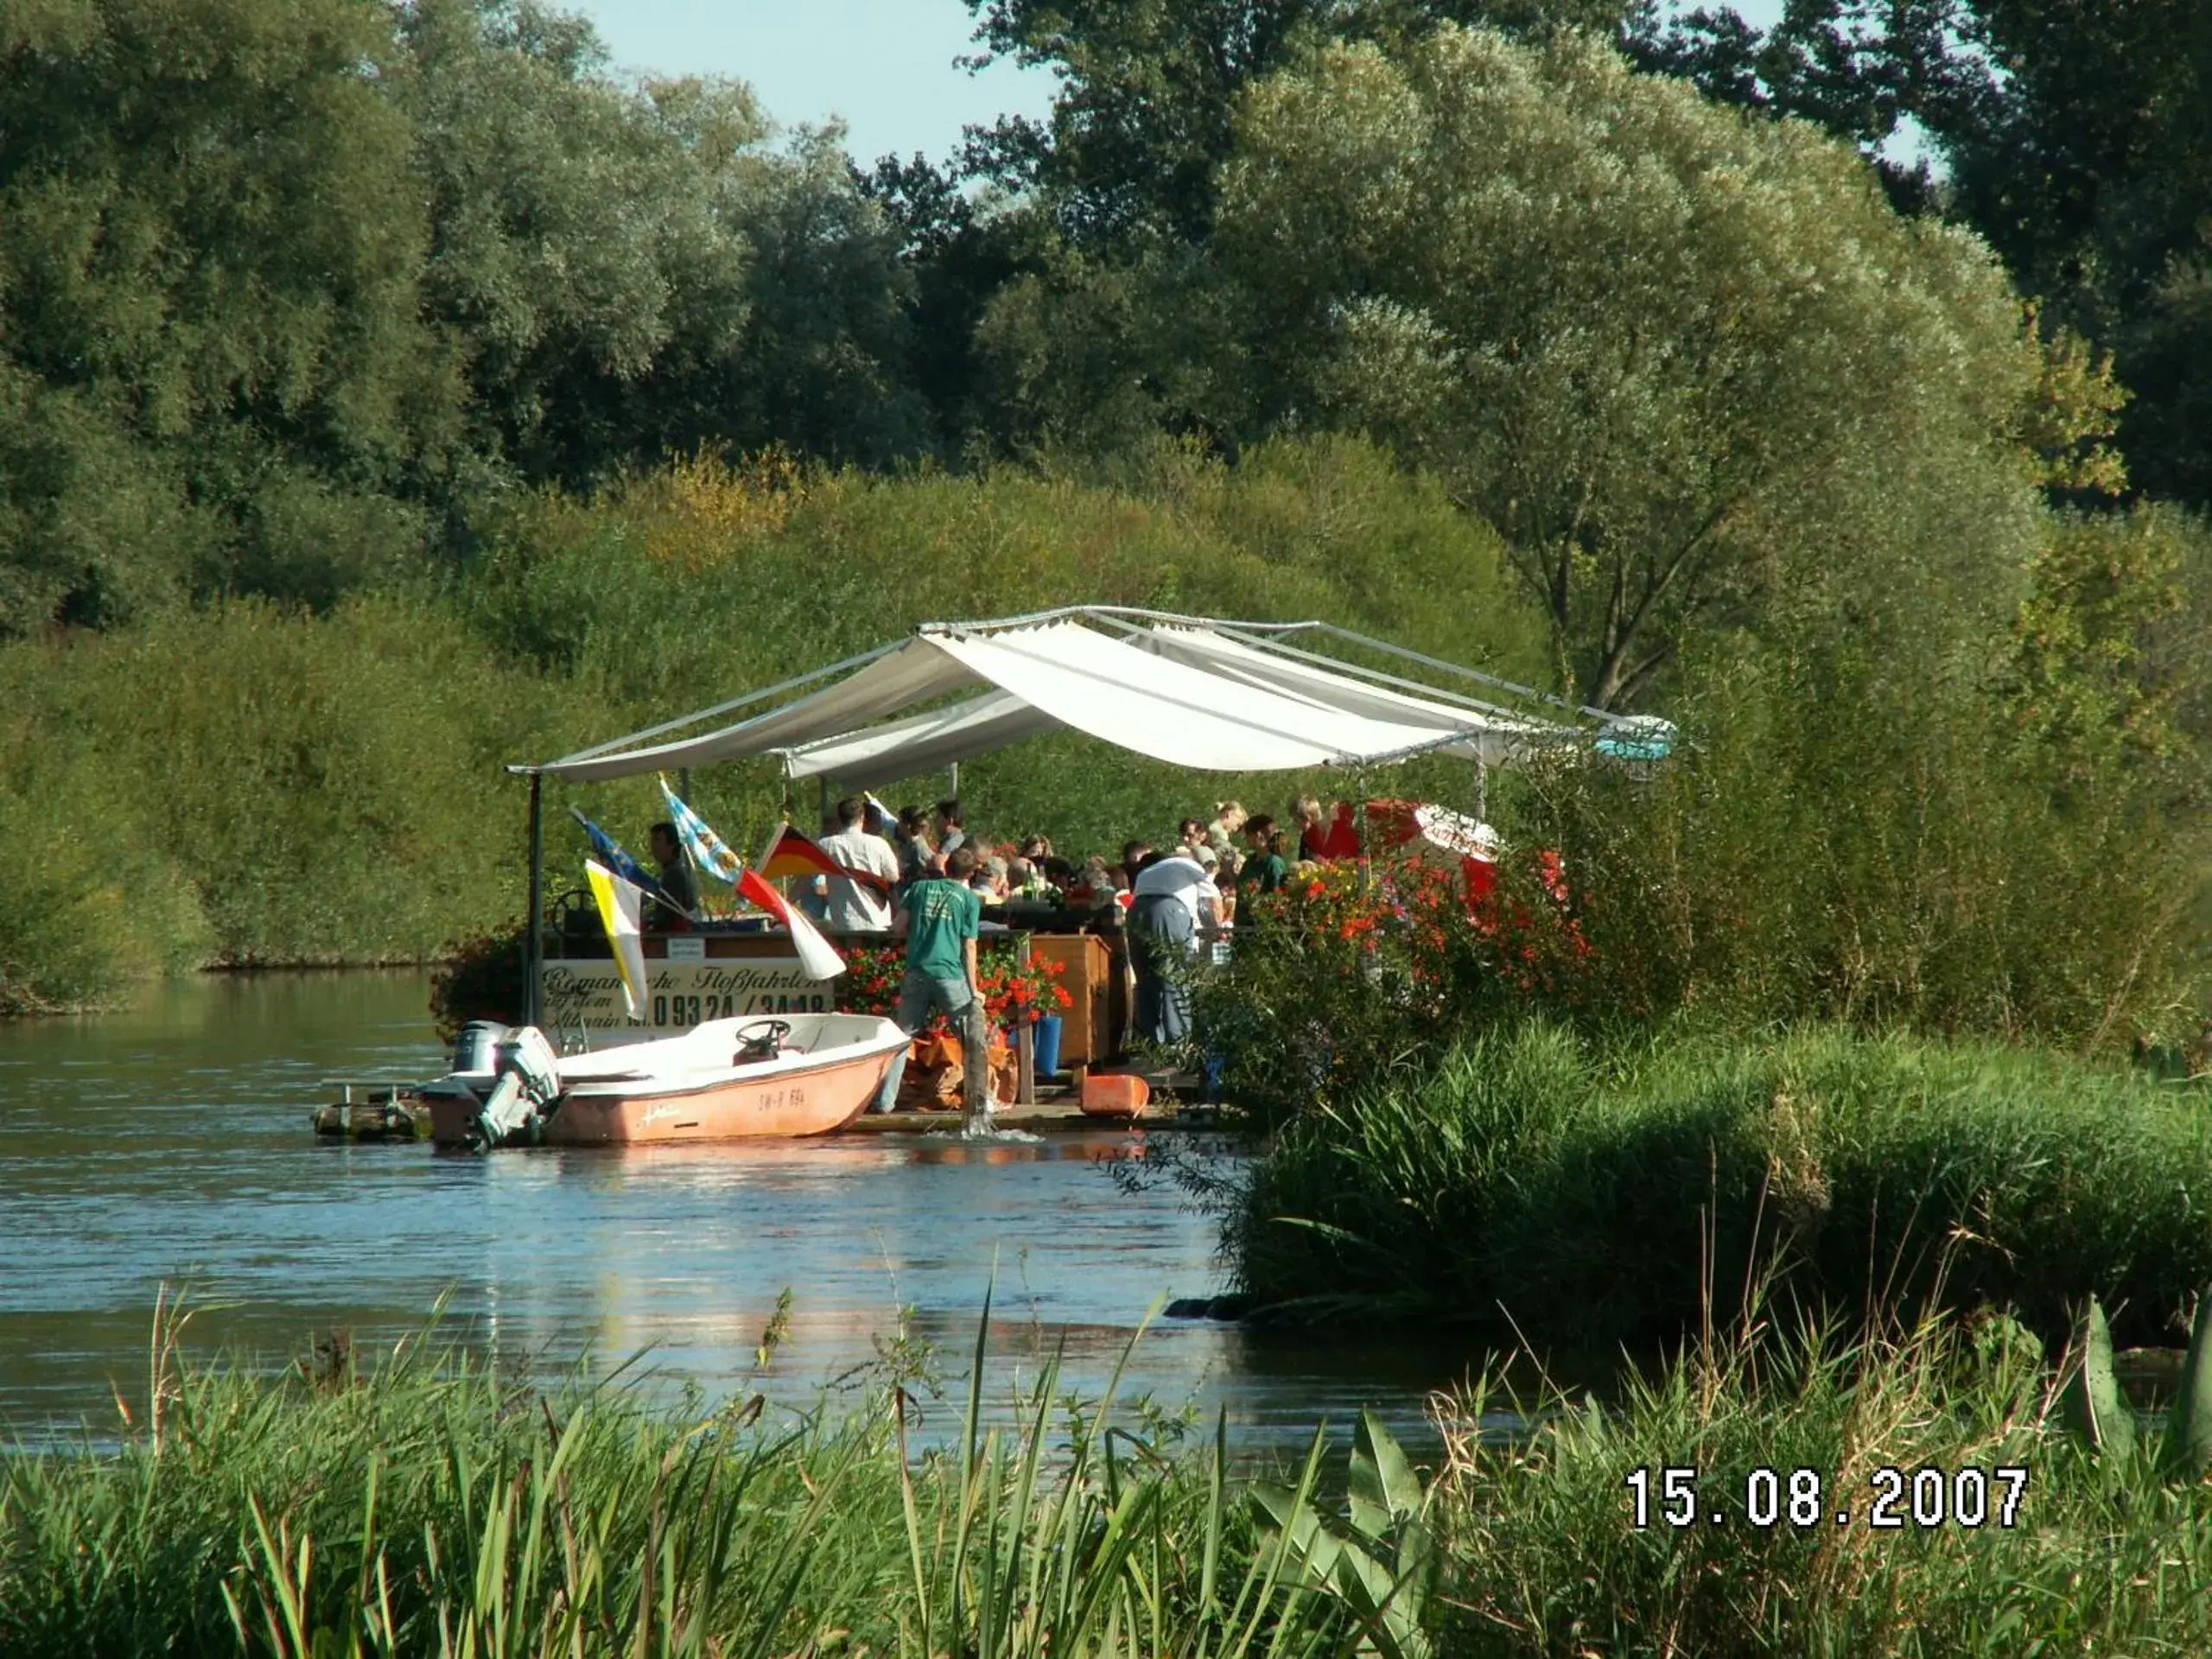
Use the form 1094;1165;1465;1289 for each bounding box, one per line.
0;1293;1423;1658
1434;1307;2212;1652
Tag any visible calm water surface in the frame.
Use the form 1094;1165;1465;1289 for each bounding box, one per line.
0;973;1488;1449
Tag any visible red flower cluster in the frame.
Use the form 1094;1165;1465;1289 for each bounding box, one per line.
833;940;1071;1027
1248;849;1598;1010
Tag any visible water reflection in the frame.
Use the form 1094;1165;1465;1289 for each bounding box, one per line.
0;972;1501;1451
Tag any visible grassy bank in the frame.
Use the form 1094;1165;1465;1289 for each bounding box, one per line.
1230;1022;2212;1349
1433;1313;2212;1652
10;1306;2212;1655
0;1302;1395;1659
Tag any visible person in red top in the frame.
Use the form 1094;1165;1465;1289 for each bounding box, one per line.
1291;798;1364;862
1316;801;1363;861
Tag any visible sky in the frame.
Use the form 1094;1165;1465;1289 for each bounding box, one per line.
571;2;1793;167
570;0;1057;166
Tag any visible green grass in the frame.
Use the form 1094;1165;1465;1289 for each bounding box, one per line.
1230;1022;2212;1350
0;1292;1416;1659
1437;1309;2212;1654
16;1294;2212;1655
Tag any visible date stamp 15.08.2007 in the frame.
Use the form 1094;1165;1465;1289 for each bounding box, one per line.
1625;1465;2027;1532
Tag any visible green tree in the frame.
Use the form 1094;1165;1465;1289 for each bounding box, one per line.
0;0;461;630
1634;1;2212;507
706;120;929;467
392;1;922;486
985;27;2050;707
963;0;1637;248
391;0;753;490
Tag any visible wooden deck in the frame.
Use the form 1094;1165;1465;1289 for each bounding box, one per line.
844;1104;1212;1134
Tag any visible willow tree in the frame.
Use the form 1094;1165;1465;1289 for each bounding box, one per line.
1205;27;2056;706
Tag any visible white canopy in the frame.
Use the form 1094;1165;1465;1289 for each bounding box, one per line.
1137;625;1560;769
530;610;1602;785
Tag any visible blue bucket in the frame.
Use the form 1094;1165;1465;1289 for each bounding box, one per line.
1033;1013;1064;1077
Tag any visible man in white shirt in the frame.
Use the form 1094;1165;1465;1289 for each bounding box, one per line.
1128;850;1220;1044
817;796;901;931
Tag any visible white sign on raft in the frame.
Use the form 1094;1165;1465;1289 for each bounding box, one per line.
539;960;834;1033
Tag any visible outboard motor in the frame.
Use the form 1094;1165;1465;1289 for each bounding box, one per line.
451;1020;512;1077
473;1025;563;1148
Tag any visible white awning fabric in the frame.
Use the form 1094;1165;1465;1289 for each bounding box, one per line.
923;622;1469;771
532;613;1589;785
782;690;1056;788
1138;626;1558;769
537;637;982;783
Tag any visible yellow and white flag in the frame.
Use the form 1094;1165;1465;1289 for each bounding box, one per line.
584;858;651;1020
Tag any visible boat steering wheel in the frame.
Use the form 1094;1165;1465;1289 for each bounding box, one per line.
734;1019;791;1064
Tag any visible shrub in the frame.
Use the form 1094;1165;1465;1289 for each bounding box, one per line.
0;766;209;1014
1503;505;2212;1052
1230;1022;2212;1349
0;594;591;988
461;434;1548;861
427;922;528;1041
1194;849;1602;1127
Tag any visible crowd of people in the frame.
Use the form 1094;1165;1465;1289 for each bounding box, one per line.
792;795;1365;933
616;791;1376;1115
787;793;1370;1058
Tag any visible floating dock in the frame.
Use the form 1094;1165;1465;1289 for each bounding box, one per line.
314;1080;431;1141
315;1075;1216;1141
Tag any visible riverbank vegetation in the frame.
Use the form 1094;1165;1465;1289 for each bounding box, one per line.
0;1296;1444;1659
1431;1310;2212;1651
11;1306;2212;1654
0;436;1539;1010
1227;1021;2212;1349
6;1;2210;1039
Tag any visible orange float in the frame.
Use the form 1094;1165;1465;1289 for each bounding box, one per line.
1079;1071;1151;1120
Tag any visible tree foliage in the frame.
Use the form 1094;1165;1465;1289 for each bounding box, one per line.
961;1;1636;247
0;0;457;629
1635;0;2212;506
0;0;922;634
982;27;2050;707
1;0;2208;1039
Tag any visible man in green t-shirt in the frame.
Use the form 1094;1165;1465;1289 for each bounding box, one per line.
876;845;990;1121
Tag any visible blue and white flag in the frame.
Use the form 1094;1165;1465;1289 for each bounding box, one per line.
569;807;661;895
658;778;743;886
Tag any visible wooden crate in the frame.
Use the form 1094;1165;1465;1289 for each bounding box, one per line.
1028;933;1124;1067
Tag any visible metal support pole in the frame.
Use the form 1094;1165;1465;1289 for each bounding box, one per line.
1477;760;1488;823
524;771;544;1027
948;761;959;800
1355;791;1372;897
1017;932;1036;1107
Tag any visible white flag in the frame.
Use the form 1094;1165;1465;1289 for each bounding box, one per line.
739;866;846;981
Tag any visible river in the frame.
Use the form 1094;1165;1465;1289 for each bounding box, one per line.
0;971;1487;1451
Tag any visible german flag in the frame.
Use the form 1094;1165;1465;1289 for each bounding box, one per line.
760;823;893;893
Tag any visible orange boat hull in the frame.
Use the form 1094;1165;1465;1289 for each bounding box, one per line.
547;1046;893;1145
425;1014;907;1148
